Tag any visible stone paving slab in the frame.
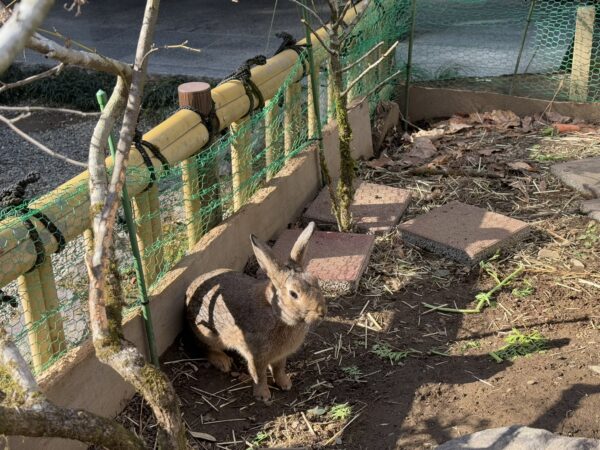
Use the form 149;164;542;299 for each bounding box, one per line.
399;201;530;265
551;157;600;197
271;229;375;294
303;181;412;234
582;199;600;222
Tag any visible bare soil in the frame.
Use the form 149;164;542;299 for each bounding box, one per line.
114;110;600;449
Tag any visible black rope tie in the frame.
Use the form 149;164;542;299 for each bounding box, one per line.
133;129;170;193
274;32;307;78
0;173;66;285
219;55;267;117
179;99;220;138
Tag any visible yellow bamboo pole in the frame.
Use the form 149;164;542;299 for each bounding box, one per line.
37;258;66;355
284;82;302;155
17;269;53;371
307;70;320;138
0;0;368;288
265;98;282;181
230;118;253;211
132;192;157;285
181;157;202;249
147;184;164;277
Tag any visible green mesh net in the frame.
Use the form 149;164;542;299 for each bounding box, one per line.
0;0;406;375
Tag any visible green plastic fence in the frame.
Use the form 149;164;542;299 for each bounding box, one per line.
0;0;406;374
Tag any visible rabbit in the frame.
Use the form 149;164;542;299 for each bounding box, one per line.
185;222;326;403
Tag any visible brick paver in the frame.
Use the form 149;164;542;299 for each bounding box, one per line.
271;229;375;293
303;181;412;234
399;201;530;264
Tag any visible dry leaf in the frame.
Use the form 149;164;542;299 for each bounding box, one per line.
478;147;501;156
408;137;437;159
521;116;533;132
545;111;571;123
413;127;445;141
447;116;473;133
507;161;534;172
366;153;395;169
190;431;216;442
483;110;521;128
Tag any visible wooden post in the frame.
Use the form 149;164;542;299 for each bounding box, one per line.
178;82;220;249
265;98;282;181
230;117;253;211
284;82;302;155
570;6;595;102
132;192;157;284
37;258;65;356
146;184;164;279
18;269;53;372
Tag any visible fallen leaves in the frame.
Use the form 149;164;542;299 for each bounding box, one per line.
507;161;535;172
409;137;437;159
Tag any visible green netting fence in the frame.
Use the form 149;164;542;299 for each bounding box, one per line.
0;0;406;375
402;0;600;103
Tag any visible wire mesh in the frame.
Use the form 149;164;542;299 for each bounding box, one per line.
401;0;600;103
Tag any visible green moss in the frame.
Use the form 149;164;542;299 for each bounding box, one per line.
140;364;170;396
0;365;26;408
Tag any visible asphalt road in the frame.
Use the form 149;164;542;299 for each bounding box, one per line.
16;0;326;79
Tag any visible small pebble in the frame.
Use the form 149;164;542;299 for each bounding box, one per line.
527;380;537;385
538;249;560;260
589;365;600;375
570;258;585;272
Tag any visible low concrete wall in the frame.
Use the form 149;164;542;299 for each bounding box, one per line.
7;99;372;450
398;85;600;122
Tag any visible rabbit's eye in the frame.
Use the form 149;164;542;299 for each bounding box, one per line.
289;290;299;299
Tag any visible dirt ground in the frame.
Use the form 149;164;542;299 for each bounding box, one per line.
113;110;600;449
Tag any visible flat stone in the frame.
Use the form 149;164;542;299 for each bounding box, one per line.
399;201;530;265
271;229;375;294
436;426;600;449
303;181;412;234
551;157;600;197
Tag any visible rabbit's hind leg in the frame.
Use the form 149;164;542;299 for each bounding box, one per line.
270;358;292;391
207;347;233;373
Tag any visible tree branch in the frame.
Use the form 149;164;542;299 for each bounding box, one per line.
0;105;100;116
289;0;326;29
0;113;87;167
341;40;398;97
0;329;144;449
0;63;64;93
27;33;132;80
301;18;335;56
0;0;54;74
85;0;186;448
341;41;383;73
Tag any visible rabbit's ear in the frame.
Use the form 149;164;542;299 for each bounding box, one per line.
250;234;284;279
290;221;315;266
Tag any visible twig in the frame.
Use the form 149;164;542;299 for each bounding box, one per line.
142;40;202;64
0;63;64;93
289;0;327;28
341;41;383;73
0;113;87;167
324;412;362;445
0;105;100;116
301;18;335;56
341;40;399;97
301;411;316;436
362;68;403;99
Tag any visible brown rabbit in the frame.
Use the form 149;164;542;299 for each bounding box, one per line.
185;222;326;403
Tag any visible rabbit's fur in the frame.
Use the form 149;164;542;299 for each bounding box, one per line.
185;222;326;403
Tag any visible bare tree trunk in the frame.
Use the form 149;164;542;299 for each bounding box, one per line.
85;0;186;448
329;33;355;232
0;0;54;73
0;329;144;449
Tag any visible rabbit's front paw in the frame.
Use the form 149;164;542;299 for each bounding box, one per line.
274;372;292;391
253;383;272;404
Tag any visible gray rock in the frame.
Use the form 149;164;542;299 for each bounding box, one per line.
436;426;600;450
